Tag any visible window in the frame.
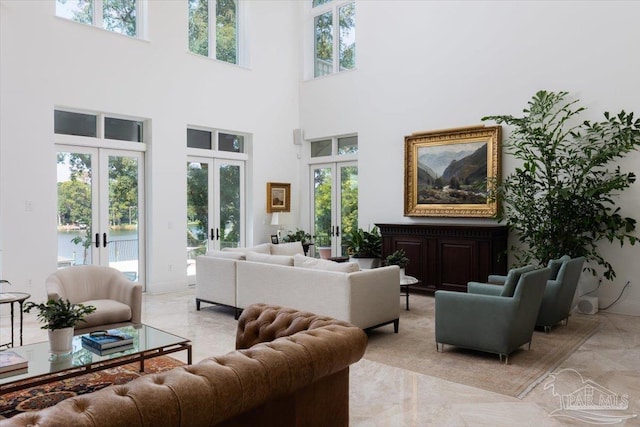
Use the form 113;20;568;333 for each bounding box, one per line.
55;110;144;143
310;135;358;158
55;0;142;38
187;128;245;153
312;0;355;78
189;0;241;65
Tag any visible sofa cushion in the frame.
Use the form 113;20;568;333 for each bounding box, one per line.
222;243;271;255
207;250;246;260
500;265;536;297
548;255;570;280
246;251;294;266
293;254;359;273
80;299;132;328
270;241;304;256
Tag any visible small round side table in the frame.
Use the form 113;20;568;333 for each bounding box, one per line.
0;292;31;347
400;276;419;311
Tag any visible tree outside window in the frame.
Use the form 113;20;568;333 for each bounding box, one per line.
189;0;238;64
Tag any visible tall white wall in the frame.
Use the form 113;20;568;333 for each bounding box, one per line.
300;1;640;315
0;0;301;298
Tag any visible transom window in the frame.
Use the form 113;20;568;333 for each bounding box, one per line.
311;135;358;158
311;0;355;78
55;110;144;143
55;0;143;38
188;0;243;65
187;128;245;153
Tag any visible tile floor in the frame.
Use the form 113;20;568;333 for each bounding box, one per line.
2;289;639;426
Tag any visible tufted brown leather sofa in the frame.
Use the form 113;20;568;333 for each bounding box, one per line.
1;304;368;427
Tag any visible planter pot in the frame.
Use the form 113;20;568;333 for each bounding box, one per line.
318;247;332;260
48;327;74;356
350;257;381;269
400;268;406;278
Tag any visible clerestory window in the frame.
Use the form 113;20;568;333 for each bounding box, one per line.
55;0;143;38
189;0;243;65
311;0;355;78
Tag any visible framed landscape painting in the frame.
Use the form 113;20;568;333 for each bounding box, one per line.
404;125;501;217
266;182;291;213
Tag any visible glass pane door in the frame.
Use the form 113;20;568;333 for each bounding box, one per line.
338;163;358;256
57;147;145;285
311;161;357;258
187;159;212;276
216;159;243;249
103;151;144;282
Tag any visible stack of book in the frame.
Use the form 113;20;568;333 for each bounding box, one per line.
81;330;134;356
0;350;28;378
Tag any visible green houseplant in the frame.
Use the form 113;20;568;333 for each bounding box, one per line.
345;226;382;268
385;249;410;269
24;299;96;355
482;90;640;280
282;228;314;255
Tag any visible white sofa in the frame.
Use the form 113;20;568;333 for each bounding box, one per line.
195;242;401;332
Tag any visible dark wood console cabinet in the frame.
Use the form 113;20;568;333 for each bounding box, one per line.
377;223;508;293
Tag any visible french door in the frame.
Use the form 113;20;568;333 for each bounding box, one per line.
310;161;358;258
56;146;145;284
187;157;244;277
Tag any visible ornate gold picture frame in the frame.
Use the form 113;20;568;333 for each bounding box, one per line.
404;125;501;217
266;182;291;213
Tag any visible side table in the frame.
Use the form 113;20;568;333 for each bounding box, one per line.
0;292;31;347
400;276;419;311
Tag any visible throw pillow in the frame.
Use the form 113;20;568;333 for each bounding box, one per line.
270;241;304;256
500;265;536;297
246;251;294;266
206;250;245;260
293;254;359;273
547;255;570;280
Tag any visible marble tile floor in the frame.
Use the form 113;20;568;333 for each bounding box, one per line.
1;289;639;427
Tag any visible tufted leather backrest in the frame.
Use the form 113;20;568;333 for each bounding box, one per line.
3;304;367;427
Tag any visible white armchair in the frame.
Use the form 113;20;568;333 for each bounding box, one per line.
46;265;142;335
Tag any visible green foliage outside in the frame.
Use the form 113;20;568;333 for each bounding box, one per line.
189;0;237;64
483;90;640;280
60;0;137;36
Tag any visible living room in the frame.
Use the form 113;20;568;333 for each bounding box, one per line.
1;0;640;425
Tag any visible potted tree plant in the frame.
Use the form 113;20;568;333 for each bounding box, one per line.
482;90;640;281
24;299;96;357
385;249;410;277
345;226;382;269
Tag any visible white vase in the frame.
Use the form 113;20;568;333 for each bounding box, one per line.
48;327;74;356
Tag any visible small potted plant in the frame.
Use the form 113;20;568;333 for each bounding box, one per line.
24;299;96;357
385;249;410;276
282;228;315;255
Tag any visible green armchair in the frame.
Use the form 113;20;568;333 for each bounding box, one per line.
435;267;551;364
477;256;586;332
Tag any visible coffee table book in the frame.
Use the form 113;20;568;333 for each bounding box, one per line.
82;342;134;356
81;330;134;350
0;350;28;374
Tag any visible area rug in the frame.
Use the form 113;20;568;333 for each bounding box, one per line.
0;355;185;419
364;293;601;399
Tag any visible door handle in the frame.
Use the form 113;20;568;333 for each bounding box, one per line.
210;228;215;241
336;226;340;237
95;233;100;248
216;228;220;240
103;233;108;248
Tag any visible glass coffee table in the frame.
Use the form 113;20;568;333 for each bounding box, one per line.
0;324;191;394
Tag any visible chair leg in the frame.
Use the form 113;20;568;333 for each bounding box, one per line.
196;299;201;311
436;343;443;353
544;325;551;334
393;319;399;333
528;341;532;350
499;354;509;364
